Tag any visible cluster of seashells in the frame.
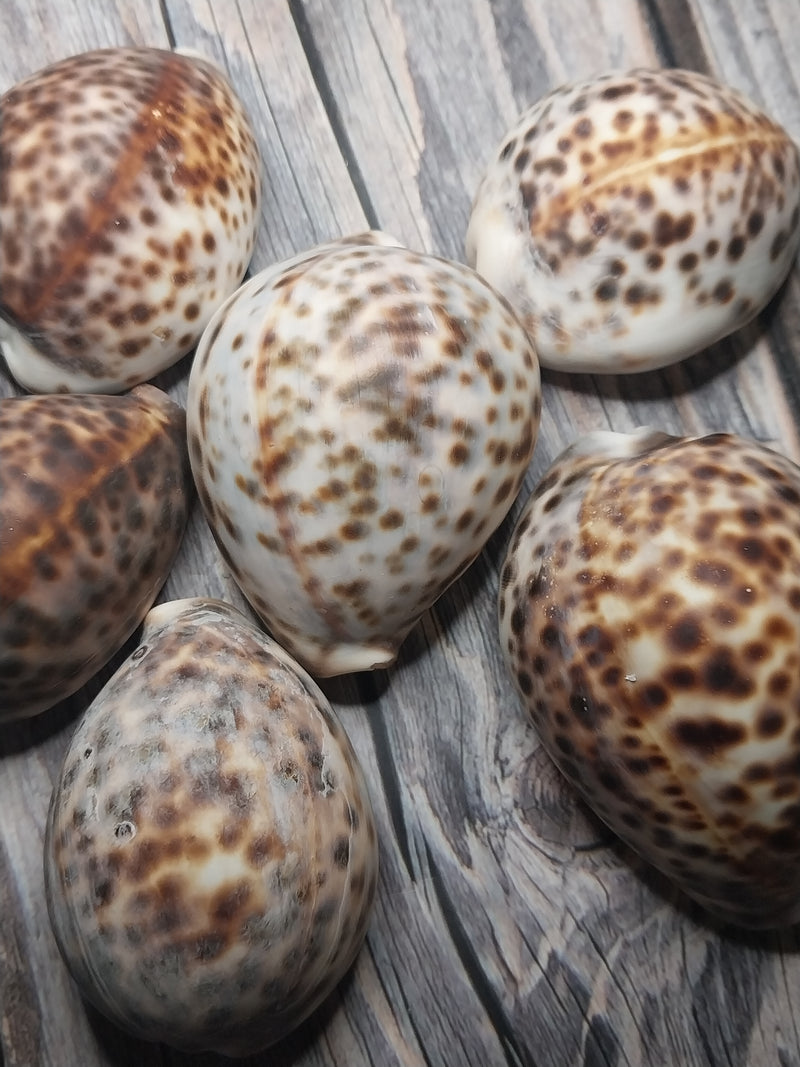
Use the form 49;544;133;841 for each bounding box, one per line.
2;45;800;1055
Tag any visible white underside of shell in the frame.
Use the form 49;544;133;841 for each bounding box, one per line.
0;317;171;394
0;320;62;393
467;197;798;373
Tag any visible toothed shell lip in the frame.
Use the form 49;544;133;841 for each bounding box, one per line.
467;67;800;374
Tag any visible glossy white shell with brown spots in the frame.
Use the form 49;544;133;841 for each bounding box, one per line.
187;233;541;677
0;47;261;393
0;386;192;720
466;68;800;373
45;597;378;1056
499;429;800;927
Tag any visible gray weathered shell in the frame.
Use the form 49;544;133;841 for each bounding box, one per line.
499;429;800;926
186;233;541;677
467;68;800;373
44;597;378;1056
0;385;192;719
0;47;261;393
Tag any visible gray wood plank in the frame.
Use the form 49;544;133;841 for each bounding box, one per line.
2;1;800;1065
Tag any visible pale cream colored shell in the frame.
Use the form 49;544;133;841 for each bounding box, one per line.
0;385;192;719
0;47;261;393
467;68;800;373
187;233;541;677
500;429;800;926
45;597;378;1056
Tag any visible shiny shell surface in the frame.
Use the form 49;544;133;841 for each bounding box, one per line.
0;385;191;719
45;597;379;1057
466;68;800;373
0;47;261;393
499;429;800;927
187;234;541;677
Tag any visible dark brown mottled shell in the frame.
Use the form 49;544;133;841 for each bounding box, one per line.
0;385;192;719
0;47;261;393
45;597;378;1057
499;428;800;927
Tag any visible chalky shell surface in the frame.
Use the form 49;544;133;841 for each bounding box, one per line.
0;385;191;720
45;597;379;1057
187;234;541;677
0;47;261;393
466;68;800;373
499;429;800;927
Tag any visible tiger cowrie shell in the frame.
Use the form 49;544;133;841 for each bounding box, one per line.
0;385;192;719
0;47;262;393
187;233;541;677
466;68;800;373
499;428;800;926
44;597;378;1055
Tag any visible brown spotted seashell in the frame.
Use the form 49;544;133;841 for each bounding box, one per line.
466;68;800;373
0;47;261;393
186;233;541;677
45;597;378;1056
0;386;192;719
499;429;800;927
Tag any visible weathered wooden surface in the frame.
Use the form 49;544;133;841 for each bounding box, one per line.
2;1;800;1065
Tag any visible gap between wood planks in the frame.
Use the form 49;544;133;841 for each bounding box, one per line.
286;0;381;229
638;0;711;71
158;0;177;48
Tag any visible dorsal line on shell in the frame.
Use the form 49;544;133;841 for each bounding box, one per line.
7;53;193;325
528;129;793;234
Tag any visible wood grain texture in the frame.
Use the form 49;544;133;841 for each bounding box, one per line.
2;2;800;1065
